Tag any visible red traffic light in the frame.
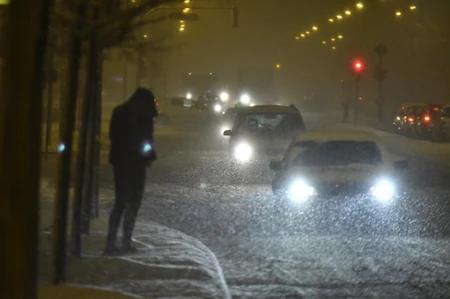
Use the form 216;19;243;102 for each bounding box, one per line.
353;60;364;72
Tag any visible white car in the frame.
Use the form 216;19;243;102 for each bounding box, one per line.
223;105;306;163
270;129;408;205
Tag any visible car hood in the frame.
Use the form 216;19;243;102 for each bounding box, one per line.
287;164;388;183
285;164;391;195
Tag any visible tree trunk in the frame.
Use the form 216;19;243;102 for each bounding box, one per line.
71;37;98;257
52;4;85;284
82;40;102;233
0;0;50;298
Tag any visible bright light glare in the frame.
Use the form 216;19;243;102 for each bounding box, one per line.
143;142;152;153
186;92;192;99
345;10;351;15
289;180;315;202
329;18;334;22
410;5;416;10
312;26;318;31
183;8;190;12
395;11;402;17
240;94;250;104
220;92;229;102
372;180;395;202
356;2;363;9
336;14;343;19
57;142;65;153
234;143;253;162
214;104;222;113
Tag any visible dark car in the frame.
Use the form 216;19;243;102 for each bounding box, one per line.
409;104;444;141
223;105;306;163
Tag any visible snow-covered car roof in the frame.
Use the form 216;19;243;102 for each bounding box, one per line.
293;129;381;143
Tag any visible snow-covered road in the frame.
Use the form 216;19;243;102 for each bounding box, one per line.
40;111;450;298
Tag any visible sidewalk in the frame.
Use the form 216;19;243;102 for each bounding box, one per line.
39;182;230;298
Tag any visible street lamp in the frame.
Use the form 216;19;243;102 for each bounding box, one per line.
276;64;281;69
312;26;318;31
329;18;334;22
345;10;351;15
322;41;327;45
338;35;343;39
356;2;363;9
410;5;417;10
395;11;402;17
336;14;343;19
300;33;305;37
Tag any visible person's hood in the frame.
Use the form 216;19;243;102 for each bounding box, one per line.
125;88;158;118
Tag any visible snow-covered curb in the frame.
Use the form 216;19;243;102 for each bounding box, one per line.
39;177;231;298
39;285;141;299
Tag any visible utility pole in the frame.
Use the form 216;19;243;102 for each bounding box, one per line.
351;59;365;126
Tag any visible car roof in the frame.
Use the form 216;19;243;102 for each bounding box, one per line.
239;105;299;114
293;129;381;143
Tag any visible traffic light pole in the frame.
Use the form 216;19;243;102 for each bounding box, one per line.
354;77;361;127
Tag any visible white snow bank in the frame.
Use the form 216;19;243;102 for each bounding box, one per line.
39;219;231;298
39;285;140;299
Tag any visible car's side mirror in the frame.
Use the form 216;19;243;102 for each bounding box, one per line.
270;160;282;171
393;159;408;170
223;130;232;136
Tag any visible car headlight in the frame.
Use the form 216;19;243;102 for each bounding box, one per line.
234;142;253;162
214;104;222;112
371;179;395;202
289;179;317;202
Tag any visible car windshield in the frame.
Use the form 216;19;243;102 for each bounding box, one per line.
292;141;382;166
242;112;304;131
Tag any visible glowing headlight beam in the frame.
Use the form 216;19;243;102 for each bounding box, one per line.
372;180;395;202
289;180;316;202
240;94;250;104
214;104;222;112
234;142;252;162
220;91;229;102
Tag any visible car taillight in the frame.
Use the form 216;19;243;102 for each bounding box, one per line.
408;117;414;122
423;115;430;122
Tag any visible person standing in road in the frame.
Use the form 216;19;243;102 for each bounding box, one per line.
104;88;158;255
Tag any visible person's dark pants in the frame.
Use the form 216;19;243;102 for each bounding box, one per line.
106;162;146;249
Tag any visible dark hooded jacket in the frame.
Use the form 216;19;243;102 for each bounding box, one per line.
109;88;158;165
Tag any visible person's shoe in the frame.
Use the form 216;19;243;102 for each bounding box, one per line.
103;244;121;256
121;244;139;253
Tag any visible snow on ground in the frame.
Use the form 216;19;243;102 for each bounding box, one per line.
39;217;231;298
39;285;140;299
211;235;450;298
